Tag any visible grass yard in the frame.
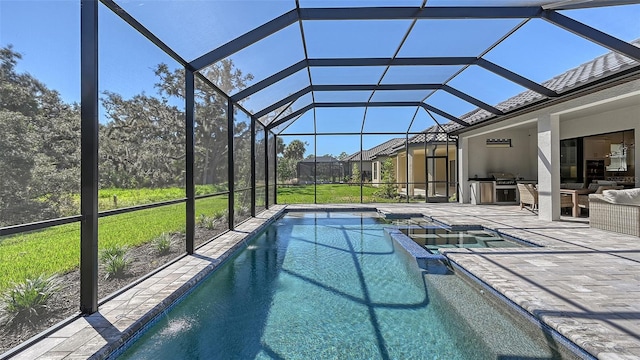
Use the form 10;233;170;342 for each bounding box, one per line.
0;183;414;292
277;184;403;204
93;185;225;211
0;194;227;292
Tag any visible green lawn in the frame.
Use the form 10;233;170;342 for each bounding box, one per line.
277;184;402;204
0;184;402;292
0;193;227;292
86;185;225;211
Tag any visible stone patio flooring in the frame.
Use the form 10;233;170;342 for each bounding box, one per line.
9;203;640;360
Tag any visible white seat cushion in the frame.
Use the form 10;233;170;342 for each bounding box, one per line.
603;188;640;205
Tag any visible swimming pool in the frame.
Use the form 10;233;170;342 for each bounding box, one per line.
116;211;578;359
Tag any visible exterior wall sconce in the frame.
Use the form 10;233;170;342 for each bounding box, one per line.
486;138;511;148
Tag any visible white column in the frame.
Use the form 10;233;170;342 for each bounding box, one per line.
636;129;640;188
408;149;414;196
396;155;402;193
427;145;436;197
459;137;469;203
537;113;561;221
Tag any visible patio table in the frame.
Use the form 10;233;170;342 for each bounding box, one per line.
559;188;592;217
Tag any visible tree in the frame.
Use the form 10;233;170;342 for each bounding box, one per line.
99;91;184;188
337;152;348;160
283;140;307;160
277;140;308;183
233;117;252;189
275;137;286;156
0;46;80;225
0;111;40;225
375;158;397;199
350;163;361;185
152;60;253;188
277;158;297;184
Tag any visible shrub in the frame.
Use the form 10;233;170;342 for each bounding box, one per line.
0;274;61;325
374;159;398;199
235;205;250;217
153;232;173;255
100;245;130;280
350;164;360;185
197;214;218;230
212;210;226;220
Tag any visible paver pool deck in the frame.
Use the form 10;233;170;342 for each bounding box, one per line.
9;203;640;360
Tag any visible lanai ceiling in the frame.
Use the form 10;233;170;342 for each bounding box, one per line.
105;0;640;136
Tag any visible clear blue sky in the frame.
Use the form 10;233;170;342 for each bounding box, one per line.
1;0;638;157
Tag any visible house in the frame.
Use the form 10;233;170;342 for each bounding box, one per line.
385;124;457;201
451;40;639;220
344;138;404;182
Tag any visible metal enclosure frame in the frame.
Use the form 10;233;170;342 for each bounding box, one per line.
1;0;637;319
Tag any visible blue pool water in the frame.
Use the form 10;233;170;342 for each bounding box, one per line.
117;212;576;359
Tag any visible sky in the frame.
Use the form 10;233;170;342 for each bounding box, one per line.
1;0;639;157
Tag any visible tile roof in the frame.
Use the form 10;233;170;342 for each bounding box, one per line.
407;123;457;144
344;138;405;161
383;123;455;153
298;155;341;163
454;39;640;129
353;40;639;153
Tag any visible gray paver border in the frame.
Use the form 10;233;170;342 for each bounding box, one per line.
448;257;596;360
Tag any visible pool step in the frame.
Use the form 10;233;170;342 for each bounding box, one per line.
384;228;446;262
378;210;424;219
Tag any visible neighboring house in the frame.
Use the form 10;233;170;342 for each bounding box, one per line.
384;124;457;200
344;138;404;183
296;156;348;184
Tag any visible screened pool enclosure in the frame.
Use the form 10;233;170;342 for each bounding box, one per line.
1;1;639;351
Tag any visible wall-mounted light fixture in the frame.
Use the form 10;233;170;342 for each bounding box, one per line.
486;138;511;148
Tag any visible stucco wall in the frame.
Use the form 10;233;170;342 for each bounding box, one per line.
467;128;537;180
413;153;426;183
350;161;373;173
559;102;639;140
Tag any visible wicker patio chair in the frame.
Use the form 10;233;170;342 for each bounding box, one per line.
518;183;538;211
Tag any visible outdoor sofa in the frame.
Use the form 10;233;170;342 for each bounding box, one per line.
589;188;640;237
561;181;622;215
577;185;624;211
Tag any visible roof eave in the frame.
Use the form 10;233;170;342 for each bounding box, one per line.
450;66;640;136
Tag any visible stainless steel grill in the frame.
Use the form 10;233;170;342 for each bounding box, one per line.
495;179;517;185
